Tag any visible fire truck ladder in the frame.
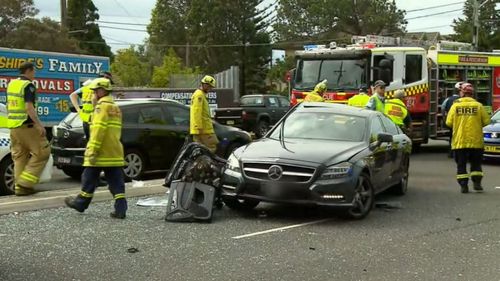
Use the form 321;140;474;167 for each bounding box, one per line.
428;66;439;139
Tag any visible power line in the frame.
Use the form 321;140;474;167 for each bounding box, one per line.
98;25;147;32
97;20;148;26
406;8;463;20
406;2;464;13
407;24;454;31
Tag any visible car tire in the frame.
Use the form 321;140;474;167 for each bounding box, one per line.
254;120;269;139
62;167;84;180
391;159;409;196
223;197;260;210
345;173;374;220
123;149;145;180
0;156;15;195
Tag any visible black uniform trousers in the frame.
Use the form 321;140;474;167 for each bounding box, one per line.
74;167;127;214
83;121;90;141
454;148;484;186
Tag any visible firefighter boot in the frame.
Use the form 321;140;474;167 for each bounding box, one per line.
65;195;92;213
15;185;38;196
460;184;469;194
473;182;484;192
110;198;127;219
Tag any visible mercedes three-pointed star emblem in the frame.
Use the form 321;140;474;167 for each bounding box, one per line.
268;165;283;181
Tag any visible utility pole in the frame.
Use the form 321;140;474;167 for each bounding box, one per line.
60;0;67;28
472;0;479;50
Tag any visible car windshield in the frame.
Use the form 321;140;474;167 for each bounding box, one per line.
491;111;500;122
62;113;82;128
240;96;264;106
270;112;366;142
294;59;367;91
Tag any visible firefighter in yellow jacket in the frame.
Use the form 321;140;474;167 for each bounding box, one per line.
347;86;370;108
384;90;412;133
6;62;50;196
69;71;114;140
65;78;127;218
445;83;490;193
303;80;327;102
190;75;219;153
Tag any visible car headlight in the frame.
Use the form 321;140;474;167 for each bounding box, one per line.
226;153;241;173
320;162;353;180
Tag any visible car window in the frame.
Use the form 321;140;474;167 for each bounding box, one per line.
491;110;500;122
122;108;140;124
270;112;366;142
267;97;279;108
165;104;190;126
278;96;289;107
370;116;385;142
138;106;167;125
240;96;264;106
380;115;399;135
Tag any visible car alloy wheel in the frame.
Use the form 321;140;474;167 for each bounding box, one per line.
0;157;14;195
347;173;374;219
124;150;144;180
391;159;409;196
5;161;14;193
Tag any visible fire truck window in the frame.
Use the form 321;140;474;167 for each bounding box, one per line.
373;56;393;84
296;60;321;89
405;55;423;84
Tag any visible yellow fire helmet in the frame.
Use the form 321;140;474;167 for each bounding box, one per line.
201;75;216;88
89;77;112;91
314;79;328;93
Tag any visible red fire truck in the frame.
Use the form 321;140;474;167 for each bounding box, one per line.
289;35;500;148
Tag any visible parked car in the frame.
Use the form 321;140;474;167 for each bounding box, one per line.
51;99;252;180
221;102;412;219
214;94;290;138
0;129;14;195
483;109;500;159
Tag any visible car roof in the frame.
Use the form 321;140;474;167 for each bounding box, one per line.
296;102;380;118
115;98;185;107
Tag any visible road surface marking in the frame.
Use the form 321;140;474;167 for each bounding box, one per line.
495;186;500;189
232;218;331;239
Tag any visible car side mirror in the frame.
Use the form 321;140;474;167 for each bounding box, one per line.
377;133;393;143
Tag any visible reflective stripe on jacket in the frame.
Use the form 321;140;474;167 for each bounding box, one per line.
190;89;214;135
79;86;94;123
303;91;324;102
6;79;31;128
384;99;408;126
348;93;370;108
445;97;490;149
83;95;124;167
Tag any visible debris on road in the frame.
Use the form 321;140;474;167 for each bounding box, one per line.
132;180;145;188
127;247;139;254
136;196;168;207
375;201;402;210
456;217;462;221
309;247;316;251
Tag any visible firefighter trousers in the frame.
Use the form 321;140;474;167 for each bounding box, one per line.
10;125;50;189
193;134;219;153
73;167;127;214
454;148;483;186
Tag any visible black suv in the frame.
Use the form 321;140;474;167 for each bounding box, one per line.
51;99;252;180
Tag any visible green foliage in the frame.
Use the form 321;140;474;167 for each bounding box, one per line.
148;0;272;94
451;0;499;51
0;0;38;40
111;46;151;87
151;48;199;87
0;17;81;53
274;0;407;42
267;56;296;95
67;0;112;58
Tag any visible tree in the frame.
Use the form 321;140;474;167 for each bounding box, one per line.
0;17;81;53
67;0;112;57
111;46;151;87
267;55;295;94
151;48;198;87
452;0;499;51
0;0;38;41
273;0;407;43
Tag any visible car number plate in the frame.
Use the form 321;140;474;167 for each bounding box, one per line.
261;181;284;198
484;145;500;152
57;157;71;164
226;120;235;125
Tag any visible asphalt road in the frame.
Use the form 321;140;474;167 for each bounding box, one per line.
1;141;500;281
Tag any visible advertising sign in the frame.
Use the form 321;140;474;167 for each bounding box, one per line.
0;48;109;126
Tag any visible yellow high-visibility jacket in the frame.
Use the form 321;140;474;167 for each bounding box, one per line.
348;93;370;108
190;89;214;135
79;86;94;123
84;95;124;167
384;98;408;126
6;79;32;128
303;91;324;102
446;97;490;149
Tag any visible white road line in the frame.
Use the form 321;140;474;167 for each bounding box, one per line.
495;186;500;190
232;218;331;239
